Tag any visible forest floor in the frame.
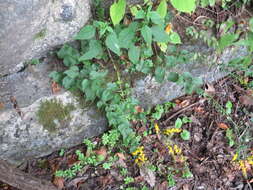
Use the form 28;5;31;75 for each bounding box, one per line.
1;72;253;190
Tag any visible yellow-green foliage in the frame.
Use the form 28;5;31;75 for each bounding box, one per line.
37;99;75;132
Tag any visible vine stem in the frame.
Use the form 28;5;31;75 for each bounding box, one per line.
106;48;125;98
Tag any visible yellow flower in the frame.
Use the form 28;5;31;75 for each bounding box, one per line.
164;128;182;135
132;146;147;166
154;123;160;134
168;144;182;155
165;23;172;34
239;160;247;178
232;153;238;161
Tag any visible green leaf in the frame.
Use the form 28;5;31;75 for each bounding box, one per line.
79;40;103;61
151;26;170;43
175;118;183;128
128;45;140;64
118;26;136;49
49;71;62;83
169;32;181;44
149;11;163;25
155;67;165;83
110;0;126;26
156;0;167;18
167;72;179;82
74;25;96;40
81;79;89;91
105;33;121;56
218;33;238;51
62;76;74;89
180;129;191;140
141;25;152;45
64;70;79;79
170;0;196;13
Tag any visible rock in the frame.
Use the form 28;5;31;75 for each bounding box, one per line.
0;0;90;77
0;59;107;165
133;45;248;108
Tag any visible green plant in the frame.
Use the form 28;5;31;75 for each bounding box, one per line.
102;129;120;147
59;149;65;157
180;129;191;141
26;58;40;65
225;101;233;115
102;162;112;170
120;167;128;176
226;128;235;147
167;172;176;187
124;177;134;185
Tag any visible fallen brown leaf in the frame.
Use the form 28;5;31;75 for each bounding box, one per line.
135;105;144;113
51;81;61;94
95;146;107;159
239;95;253;106
115;152;126;160
217;122;229;130
180;99;190;107
53;177;65;189
140;167;156;187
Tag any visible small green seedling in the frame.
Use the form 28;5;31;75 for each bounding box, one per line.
226;128;235;147
59;148;65;157
180;129;191;140
225;101;233;115
124;177;134;185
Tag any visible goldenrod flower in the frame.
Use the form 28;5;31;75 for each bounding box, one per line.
165;23;172;34
164;128;182;135
168;145;182;155
232;153;238;161
154;123;160;134
239;160;247;178
132;146;147;166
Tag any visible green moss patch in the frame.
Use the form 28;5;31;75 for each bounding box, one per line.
37;99;75;132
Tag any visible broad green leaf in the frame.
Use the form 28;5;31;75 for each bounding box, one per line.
74;25;96;40
155;67;165;83
209;0;215;6
79;40;103;61
151;26;170;43
64;66;79;79
105;33;121;56
169;32;181;44
81;79;89;91
141;25;152;45
119;27;135;49
49;71;62;83
62;76;74;89
128;45;140;64
110;0;126;26
180;130;191;140
130;6;138;16
149;11;164;25
170;0;196;13
175;118;183;128
218;33;238;51
156;0;167;18
135;9;146;19
167;72;179;82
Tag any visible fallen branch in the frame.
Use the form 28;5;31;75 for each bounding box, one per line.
0;159;58;190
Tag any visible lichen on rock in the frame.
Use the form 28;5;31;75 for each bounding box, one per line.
37;98;75;132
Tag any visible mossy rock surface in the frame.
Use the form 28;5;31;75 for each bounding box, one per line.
37;99;75;132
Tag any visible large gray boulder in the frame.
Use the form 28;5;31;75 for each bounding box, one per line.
0;0;90;77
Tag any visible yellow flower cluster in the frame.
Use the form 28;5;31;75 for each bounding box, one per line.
163;128;182;135
132;146;147;166
168;144;182;155
168;144;186;163
232;152;253;178
154;123;160;134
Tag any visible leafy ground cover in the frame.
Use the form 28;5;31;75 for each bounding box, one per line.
1;73;253;190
